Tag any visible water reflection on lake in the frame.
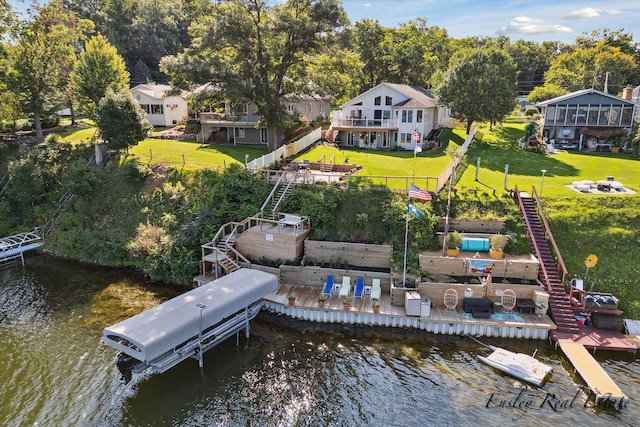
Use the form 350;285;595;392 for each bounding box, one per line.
1;254;639;426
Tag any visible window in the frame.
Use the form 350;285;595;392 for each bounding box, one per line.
382;110;391;120
598;106;609;125
556;106;567;124
587;106;598;125
576;106;587;125
401;110;413;123
416;110;423;123
609;106;621;125
386;96;392;105
566;106;577;124
400;132;412;143
546;106;556;124
235;128;245;138
261;128;268;144
621;106;633;126
374;96;381;106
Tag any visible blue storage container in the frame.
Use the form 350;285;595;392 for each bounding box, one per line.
460;238;490;251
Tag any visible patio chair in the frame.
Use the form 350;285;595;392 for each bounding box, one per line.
444;289;458;313
370;279;381;301
339;276;351;298
322;275;334;297
501;289;517;313
354;277;364;299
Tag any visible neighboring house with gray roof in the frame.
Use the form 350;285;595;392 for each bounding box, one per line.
536;88;638;151
329;82;451;150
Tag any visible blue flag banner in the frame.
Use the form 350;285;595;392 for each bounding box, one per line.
408;201;423;218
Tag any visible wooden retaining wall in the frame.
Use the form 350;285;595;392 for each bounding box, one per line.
419;252;540;280
280;265;392;289
304;240;392;269
437;218;505;233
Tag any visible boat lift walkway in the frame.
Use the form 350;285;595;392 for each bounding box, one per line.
557;340;628;409
0;229;43;266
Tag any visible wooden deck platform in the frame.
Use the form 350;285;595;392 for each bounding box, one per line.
264;285;556;340
552;329;638;353
557;340;628;409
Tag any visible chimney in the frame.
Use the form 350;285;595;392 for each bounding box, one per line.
622;85;633;101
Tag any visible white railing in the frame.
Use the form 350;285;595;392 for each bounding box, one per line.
246;127;322;170
331;118;398;128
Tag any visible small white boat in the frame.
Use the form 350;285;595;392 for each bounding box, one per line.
478;345;554;387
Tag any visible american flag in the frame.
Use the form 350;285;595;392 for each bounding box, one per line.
412;130;420;142
409;184;432;201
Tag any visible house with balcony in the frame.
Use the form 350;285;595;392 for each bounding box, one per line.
129;84;188;127
536;88;638;151
329;82;451;151
199;93;330;146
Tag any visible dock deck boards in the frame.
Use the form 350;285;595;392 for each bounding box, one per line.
268;284;556;330
553;329;637;352
558;340;626;403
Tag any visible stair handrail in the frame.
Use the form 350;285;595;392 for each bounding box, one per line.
329;154;336;165
531;186;568;285
260;171;287;213
272;176;297;213
318;153;325;164
512;186;553;290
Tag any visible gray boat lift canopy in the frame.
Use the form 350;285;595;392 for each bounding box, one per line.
103;268;278;363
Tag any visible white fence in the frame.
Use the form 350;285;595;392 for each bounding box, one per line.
435;126;478;193
246;127;322;170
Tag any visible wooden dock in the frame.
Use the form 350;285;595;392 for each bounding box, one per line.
557;340;628;409
264;284;556;340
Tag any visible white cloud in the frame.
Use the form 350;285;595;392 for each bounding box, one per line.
566;7;601;20
499;16;572;35
565;7;624;20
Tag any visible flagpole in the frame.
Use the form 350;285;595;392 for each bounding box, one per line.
403;199;409;287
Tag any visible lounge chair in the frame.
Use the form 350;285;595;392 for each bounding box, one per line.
370;278;381;301
354;277;364;299
322;275;334;297
339;276;351;298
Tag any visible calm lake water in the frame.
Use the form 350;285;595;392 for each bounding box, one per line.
1;254;639;426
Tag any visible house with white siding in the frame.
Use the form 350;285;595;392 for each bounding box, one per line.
129;84;188;127
329;82;451;150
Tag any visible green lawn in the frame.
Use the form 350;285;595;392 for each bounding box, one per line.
54;119;640;195
130;139;268;171
456;120;640;197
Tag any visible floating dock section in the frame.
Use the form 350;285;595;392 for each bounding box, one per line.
103;268;278;383
558;340;628;409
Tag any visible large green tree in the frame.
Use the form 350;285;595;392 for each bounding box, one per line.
434;48;517;134
97;90;150;154
544;41;637;94
6;0;88;141
71;34;129;120
161;0;348;151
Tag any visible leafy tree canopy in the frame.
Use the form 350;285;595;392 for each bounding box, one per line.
97;90;150;153
160;0;348;151
526;83;567;104
434;48;517;133
72;34;130;119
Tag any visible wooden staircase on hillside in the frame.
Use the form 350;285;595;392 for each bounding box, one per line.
514;187;580;334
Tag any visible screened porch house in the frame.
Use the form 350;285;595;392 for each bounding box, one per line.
536;89;638;151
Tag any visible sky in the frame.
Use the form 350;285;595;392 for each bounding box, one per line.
341;0;640;44
8;0;640;45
